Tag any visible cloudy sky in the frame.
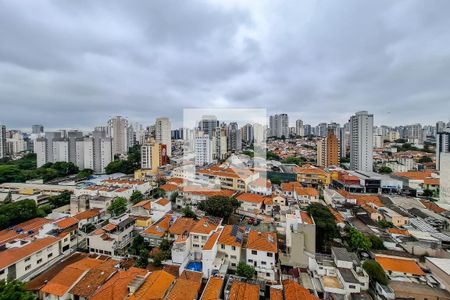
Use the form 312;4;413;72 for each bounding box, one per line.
1;0;449;130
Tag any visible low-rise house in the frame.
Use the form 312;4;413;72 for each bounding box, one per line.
141;214;172;247
200;276;224;300
375;254;425;279
246;230;278;281
130;200;152;228
248;178;272;196
127;270;176;300
283;210;315;268
293;186;319;204
70;194;114;215
166;270;202;300
218;225;245;270
282;279;319;300
73;208;102;229
87;214;135;257
378;207;410;227
168;217;197;241
227;280;260;300
202;229;224;278
236;193;265;214
190;217;221;253
150;198;172;222
176;186;235;209
425;257;450;291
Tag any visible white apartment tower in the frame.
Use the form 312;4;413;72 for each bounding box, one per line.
108;116;129;156
349;111;374;172
155;117;171;156
34;138;47;167
296;120;304;137
52;138;69;162
195;134;213;166
269;114;289;138
0;125;6;159
436;125;450;170
440;153;450;205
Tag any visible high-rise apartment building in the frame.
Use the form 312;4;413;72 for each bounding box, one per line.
436;121;446;135
241;123;254;144
0;125;6;159
227;122;242;152
44;131;62;164
349;111;374;171
155;117;171;157
436;125;450;170
316;123;328;137
405;123;424;145
52;138;69;162
34;138;47;167
195;134;213;166
67;130;83;164
141;138;162;174
108;116;129;156
440;153;450;205
317;130;340;167
295;120;304;137
75;131;112;173
213;126;227;160
32;125;44;135
198;116;219;137
339;123;350;159
303;124;312;136
269;114;289;138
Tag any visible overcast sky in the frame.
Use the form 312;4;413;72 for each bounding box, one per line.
1;0;449;131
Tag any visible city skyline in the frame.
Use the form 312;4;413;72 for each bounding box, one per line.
1;1;450;129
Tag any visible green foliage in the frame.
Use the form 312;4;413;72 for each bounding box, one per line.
107;197;127;216
169;191;178;203
0;199;41;230
76;169;93;180
0;280;35;300
307;203;339;253
105;145;141;174
363;259;389;285
368;235;385;250
242;150;254;158
182;206;196;218
418;156;432;163
152;251;165;267
422;189;433;197
159;238;173;252
47;191;71;208
281;156;306;165
236;262;255;279
130;191;144;204
135;248;149;268
378;166;392;174
378;220;394;229
129;235;149;256
198;196;239;220
150;188;166;199
270;178;281;185
266;151;281;161
345;227;372;251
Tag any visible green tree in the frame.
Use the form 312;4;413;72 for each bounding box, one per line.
236;262;255;279
378;166;393;174
281;156;306;165
182;206;196;219
0;199;41;229
135;248;149;268
128;235;149;256
76;169;93;180
378;220;394;229
107;197;127;216
418;156;432;163
47;191;72;208
345;227;372;251
152;251;165;267
130;191;144;204
422;189;433;197
169;191;178;203
307;203;339;252
0;280;35;300
198;196;239;221
368;235;385;250
51;161;79;176
363;259;389;285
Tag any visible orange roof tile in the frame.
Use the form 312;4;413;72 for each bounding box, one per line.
328;207;345;223
281;182;302;192
375;255;425;276
228;281;259;300
200;277;224;300
155;198;170;206
0;217;50;244
103;223;117;232
247;230;277;253
421;200;446;214
179;269;203;283
166;278;201;300
249;178;272;188
55;217;79;229
282;279;320;300
0;236;60;270
218;225;245;247
144;214;172;237
74;208;102;221
180;186;235;197
236;193;266;204
387;228;410;235
190;217;220;235
169;217;197;235
270;287;283;300
203;230;221;251
300;211;314;224
160;183;178;192
393;171;434;180
132;200;151;209
91;267;147;300
295;187;319;197
128;270;175;300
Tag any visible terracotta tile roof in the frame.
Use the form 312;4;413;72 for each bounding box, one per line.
0;217;50;244
218;225;245;247
168;217;197;235
128;270;175;300
294;187;319;197
387;228;410;235
338;190;384;208
91;267;147;300
300;211;314;225
270;287;283;300
155;198;170;206
236;193;266;204
160;183;178;192
375;255;425;276
281;182;302;192
143;214;172;237
203;230;221;251
228;281;259;300
55;217;79;229
249;178;272;188
41;258;104;296
294;167;328;176
200;277;224;300
421;200;446;214
264;197;274;205
394;171;434;180
70;259;118;298
180;185;235;197
74;208;102;221
0;236;60;270
166;278;201;300
282;279;320;300
328;207;345;223
190;217;220;235
179;269;203;284
103;223;117;232
247;230;277;253
132;200;151;209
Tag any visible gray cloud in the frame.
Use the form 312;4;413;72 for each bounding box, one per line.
0;0;449;130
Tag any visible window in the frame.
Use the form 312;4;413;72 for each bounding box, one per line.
267;252;273;257
261;261;266;265
266;273;271;277
248;259;253;263
221;244;225;249
24;257;30;262
231;263;236;267
0;270;4;275
231;255;237;260
232;246;236;251
251;250;257;255
349;285;356;289
25;265;31;271
48;253;53;258
193;244;199;248
37;259;42;264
